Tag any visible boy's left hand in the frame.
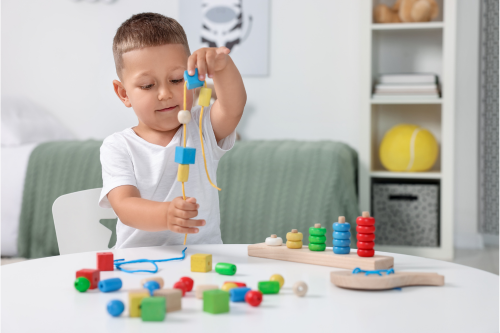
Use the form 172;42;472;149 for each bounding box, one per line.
187;47;231;81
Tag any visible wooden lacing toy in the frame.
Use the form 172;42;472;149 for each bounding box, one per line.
177;69;221;245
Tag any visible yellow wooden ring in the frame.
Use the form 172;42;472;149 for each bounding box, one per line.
286;240;303;249
286;232;303;241
270;274;285;288
221;282;238;292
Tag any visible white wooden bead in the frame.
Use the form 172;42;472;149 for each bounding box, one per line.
293;281;308;297
265;235;283;246
178;110;191;124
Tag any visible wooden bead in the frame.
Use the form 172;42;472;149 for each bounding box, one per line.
128;289;150;317
177;164;189;182
286;230;303;241
293;281;308;297
270;274;285;288
153;288;182;313
265;235;283;246
286;240;303;249
221;282;238;292
141;297;166;322
96;252;114;271
198;87;212;107
177;110;191;124
191;253;212;273
141;277;165;289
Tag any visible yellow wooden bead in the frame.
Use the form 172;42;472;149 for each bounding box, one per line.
286;240;303;249
221;282;238;292
198;87;212;107
191;253;212;273
128;289;150;317
270;274;285;288
177;164;189;182
286;230;303;241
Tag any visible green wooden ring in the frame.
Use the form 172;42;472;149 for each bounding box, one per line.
308;243;326;251
309;235;326;243
309;227;327;236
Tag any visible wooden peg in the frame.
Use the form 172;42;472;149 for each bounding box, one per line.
271;234;277;238
338;216;345;223
291;229;298;233
362;211;370;217
314;223;321;228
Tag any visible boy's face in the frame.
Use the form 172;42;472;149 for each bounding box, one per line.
115;44;193;133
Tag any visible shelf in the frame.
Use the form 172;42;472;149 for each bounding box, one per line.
371;22;444;30
371;98;442;105
370;171;441;179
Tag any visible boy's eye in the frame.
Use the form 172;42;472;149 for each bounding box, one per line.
171;78;184;84
140;84;154;90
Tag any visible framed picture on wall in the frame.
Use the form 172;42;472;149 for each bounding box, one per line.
179;0;270;76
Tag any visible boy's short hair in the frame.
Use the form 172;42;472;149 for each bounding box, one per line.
113;13;190;78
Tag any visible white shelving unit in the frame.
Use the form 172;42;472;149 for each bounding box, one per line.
359;0;456;260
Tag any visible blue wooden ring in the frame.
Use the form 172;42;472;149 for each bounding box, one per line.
333;239;351;247
333;222;351;232
333;231;351;240
333;246;351;254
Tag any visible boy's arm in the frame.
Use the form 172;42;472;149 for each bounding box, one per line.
188;47;246;142
107;185;205;233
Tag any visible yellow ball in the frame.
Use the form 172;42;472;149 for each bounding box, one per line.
270;274;285;288
379;124;438;172
221;282;238;292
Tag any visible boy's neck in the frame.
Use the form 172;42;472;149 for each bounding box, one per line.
132;122;181;147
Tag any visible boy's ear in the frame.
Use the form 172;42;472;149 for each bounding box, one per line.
113;80;132;108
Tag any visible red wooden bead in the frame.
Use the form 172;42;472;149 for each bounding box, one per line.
356;225;376;233
180;277;194;292
357;241;375;250
96;252;114;271
173;281;186;296
76;269;100;289
245;290;263;307
357;233;375;242
224;281;247;288
357;249;375;257
356;216;375;226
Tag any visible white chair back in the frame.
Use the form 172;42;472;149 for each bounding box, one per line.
52;188;116;255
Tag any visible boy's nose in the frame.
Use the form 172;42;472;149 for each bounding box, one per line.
158;86;173;100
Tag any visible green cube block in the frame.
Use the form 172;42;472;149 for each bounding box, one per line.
141;297;166;321
203;289;229;314
258;281;280;294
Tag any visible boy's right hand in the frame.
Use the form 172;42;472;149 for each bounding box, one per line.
167;197;205;234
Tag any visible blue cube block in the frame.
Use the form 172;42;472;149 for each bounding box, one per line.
175;146;196;165
229;287;251;302
333;231;351;240
333;246;351;255
184;68;204;90
333;222;351;232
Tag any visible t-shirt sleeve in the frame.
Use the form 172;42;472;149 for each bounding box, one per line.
98;136;137;208
193;104;236;161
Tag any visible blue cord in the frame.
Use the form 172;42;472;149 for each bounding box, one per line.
114;247;187;274
352;267;395;276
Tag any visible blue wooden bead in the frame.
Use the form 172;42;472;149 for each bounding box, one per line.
333;231;351;240
333;222;351;232
143;281;161;296
333;246;351;254
107;300;125;317
175;146;196;165
229;287;251;302
184;68;204;90
98;278;122;293
333;239;351;247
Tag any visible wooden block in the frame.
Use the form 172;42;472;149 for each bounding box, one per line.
153;288;182;313
203;289;229;314
140;277;165;289
128;289;150;317
198;87;212;107
141;297;166;321
177;164;189;182
96;252;114;271
195;284;218;299
191;253;212;272
76;269;100;289
330;271;445;290
248;243;393;270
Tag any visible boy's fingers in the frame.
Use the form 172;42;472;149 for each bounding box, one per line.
174;198;198;210
174;209;199;219
187;54;197;75
175;218;206;228
186;197;197;204
172;225;199;234
197;52;207;81
206;51;216;78
216;46;230;55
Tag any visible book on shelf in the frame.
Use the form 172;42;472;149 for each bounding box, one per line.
378;73;438;84
373;73;441;99
372;94;440;100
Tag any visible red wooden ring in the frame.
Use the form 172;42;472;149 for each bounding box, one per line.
357;249;375;257
357;241;375;250
357;233;375;241
356;216;375;226
356;225;375;233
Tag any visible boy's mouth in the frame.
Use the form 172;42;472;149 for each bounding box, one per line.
156;105;178;112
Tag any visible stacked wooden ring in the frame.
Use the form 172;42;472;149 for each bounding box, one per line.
333;216;351;254
308;223;326;251
356;211;375;257
286;229;303;249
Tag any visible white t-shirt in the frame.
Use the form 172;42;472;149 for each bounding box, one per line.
99;105;235;249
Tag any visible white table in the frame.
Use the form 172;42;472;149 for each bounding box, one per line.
2;245;498;332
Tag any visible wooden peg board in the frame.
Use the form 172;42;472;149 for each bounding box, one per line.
247;243;394;270
330;271;445;290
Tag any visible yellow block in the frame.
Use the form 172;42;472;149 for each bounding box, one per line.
221;282;238;292
198;87;212;107
286;240;303;249
128;289;150;317
177;164;189;182
191;253;212;272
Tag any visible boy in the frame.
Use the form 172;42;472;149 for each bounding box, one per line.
98;13;246;248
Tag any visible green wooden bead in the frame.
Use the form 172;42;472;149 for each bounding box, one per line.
309;226;327;236
141;297;166;321
309;235;326;243
308;243;326;251
258;281;280;294
74;277;90;292
203;289;230;314
215;263;237;276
